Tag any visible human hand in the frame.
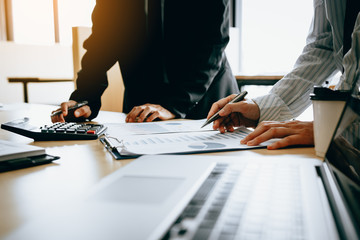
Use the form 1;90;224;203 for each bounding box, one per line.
207;94;260;133
125;104;176;123
241;120;314;150
51;100;91;123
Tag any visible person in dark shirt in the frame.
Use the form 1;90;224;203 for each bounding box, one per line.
51;0;239;123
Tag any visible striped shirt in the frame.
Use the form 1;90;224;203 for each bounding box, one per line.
253;0;360;122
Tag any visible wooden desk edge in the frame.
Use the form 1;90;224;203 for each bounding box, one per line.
235;75;284;80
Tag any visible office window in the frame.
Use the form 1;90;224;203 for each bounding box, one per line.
8;0;313;64
9;0;95;45
12;0;54;44
58;0;95;44
239;0;313;75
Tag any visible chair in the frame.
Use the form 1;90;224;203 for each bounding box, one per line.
8;26;124;112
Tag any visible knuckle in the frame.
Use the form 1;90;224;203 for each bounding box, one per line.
261;122;272;130
269;127;277;135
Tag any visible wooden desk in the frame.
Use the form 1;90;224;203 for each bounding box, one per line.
0;103;319;238
235;75;283;91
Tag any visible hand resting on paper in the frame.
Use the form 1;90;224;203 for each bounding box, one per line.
126;104;176;123
240;120;314;150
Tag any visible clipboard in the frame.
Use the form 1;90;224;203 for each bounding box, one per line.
99;127;273;160
100;137;138;160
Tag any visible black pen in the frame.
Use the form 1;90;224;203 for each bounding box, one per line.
201;91;248;128
51;101;88;117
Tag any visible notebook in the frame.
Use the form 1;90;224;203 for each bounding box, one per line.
0;139;46;162
0;139;59;172
5;85;360;239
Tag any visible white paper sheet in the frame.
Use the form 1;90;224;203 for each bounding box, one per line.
104;119;213;136
105;127;271;156
0;139;45;161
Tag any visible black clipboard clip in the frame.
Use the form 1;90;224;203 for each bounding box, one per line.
100;135;133;160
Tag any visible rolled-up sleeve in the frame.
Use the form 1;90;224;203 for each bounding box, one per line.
254;0;339;122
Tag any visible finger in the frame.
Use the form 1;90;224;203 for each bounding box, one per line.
241;122;286;144
220;116;236;132
267;135;303;150
137;106;153;122
207;94;237;119
126;107;144;122
212;112;235;130
241;124;269;144
213;117;227;132
74;105;91;118
207;103;223;119
218;124;227;133
51;108;61;123
212;118;223;130
60;103;69;117
61;101;77;116
225;124;235;132
59;114;66;122
246;127;295;146
218;118;234;133
125;109;134;122
219;100;249;117
51;114;64;123
146;111;160;122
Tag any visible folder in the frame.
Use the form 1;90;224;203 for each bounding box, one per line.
0;140;59;172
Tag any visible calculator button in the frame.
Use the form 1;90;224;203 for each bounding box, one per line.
87;130;96;134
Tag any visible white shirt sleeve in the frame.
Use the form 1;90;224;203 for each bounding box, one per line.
336;14;360;91
253;0;339;122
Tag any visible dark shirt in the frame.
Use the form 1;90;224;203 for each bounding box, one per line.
70;0;239;120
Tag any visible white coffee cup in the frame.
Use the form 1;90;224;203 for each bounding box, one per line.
310;87;349;158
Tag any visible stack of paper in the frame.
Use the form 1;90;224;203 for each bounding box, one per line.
101;120;271;159
0;140;46;162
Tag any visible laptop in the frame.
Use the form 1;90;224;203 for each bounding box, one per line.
5;91;360;239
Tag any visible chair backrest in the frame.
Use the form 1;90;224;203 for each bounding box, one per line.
72;26;124;112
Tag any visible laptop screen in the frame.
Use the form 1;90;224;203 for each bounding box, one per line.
325;80;360;231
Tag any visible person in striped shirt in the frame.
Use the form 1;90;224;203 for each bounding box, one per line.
208;0;360;150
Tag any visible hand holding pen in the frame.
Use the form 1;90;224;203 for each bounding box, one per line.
202;91;248;128
51;100;91;123
203;91;261;133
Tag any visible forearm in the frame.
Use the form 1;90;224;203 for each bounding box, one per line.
69;1;125;119
254;1;339;122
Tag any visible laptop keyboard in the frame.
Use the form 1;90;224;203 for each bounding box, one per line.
164;162;306;240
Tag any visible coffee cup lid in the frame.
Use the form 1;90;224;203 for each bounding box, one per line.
310;86;350;101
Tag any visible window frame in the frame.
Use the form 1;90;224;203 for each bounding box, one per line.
0;0;60;43
0;0;13;41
